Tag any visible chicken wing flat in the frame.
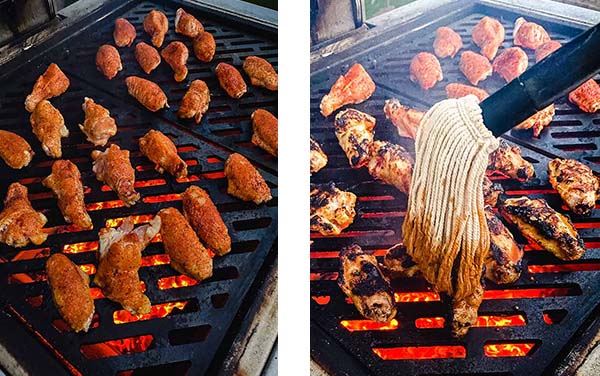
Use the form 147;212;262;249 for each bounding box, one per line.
482;175;504;207
175;8;203;38
139;129;188;179
158;207;212;281
383;98;424;139
25;63;70;113
338;244;396;322
382;244;420;279
0;183;47;247
433;26;462;58
125;76;169;111
192;31;216;62
487;140;534;182
500;196;585;260
335;108;375;168
493;47;528;83
243;56;278;91
513;17;550;50
143;10;168;48
252;109;278;156
310;182;356;236
113;18;136;47
135;42;161;74
161;41;189;82
91;144;140;206
46;253;94;332
0;130;34;169
96;44;122;80
79;97;117;146
320;63;375;117
445;83;489;103
549;158;600;216
42;160;92;229
472;16;505;60
30;99;69;158
409;52;443;90
535;40;561;62
512;104;555;137
224;153;271;204
181;185;231;256
95;216;161;314
367;141;412;195
177;80;210;123
484;206;523;284
568;79;600;113
459;51;492;85
215;63;247;99
310;137;328;174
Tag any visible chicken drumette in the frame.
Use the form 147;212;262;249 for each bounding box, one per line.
493;47;528;83
549;158;600;216
445;83;489;103
224;153;271;204
459;51;492;86
243;56;278;91
113;18;136;47
175;8;203;38
25;63;70;113
484;206;523;285
125;76;169;111
135;42;161;74
383;99;424;139
0;183;47;247
192;31;216;62
79;97;117;146
569;79;600;113
513;17;551;50
310;137;328;175
91;144;140;206
433;26;462;58
472;16;505;60
409;52;443;90
320;63;375;117
143;10;168;48
367;141;412;195
96;44;122;80
0;130;34;169
487;140;535;182
383;244;420;279
215;63;247;99
335;108;376;168
177;80;210;123
139;129;188;179
482;175;504;207
161;41;189;82
310;182;356;236
512;104;555;137
251;109;278;157
30;99;69;158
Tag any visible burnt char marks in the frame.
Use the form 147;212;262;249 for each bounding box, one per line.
334;108;375;168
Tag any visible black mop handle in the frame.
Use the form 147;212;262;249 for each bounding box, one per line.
481;22;600;137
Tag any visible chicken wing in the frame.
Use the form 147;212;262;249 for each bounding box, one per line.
243;56;278;91
535;40;561;62
382;244;420;278
383;98;424;139
79;97;117;146
91;144;140;206
181;185;231;256
472;16;505;60
409;52;443;90
46;253;94;333
95;216;161;314
30;99;69;158
215;63;247;99
158;207;212;281
487;140;535;182
125;76;168;111
512;104;555;137
135;42;161;74
492;47;528;83
484;206;523;284
338;244;396;322
568;79;600;113
0;183;47;247
513;17;550;50
459;51;492;85
482;175;504;207
175;8;203;38
500;196;585;260
252;109;278;156
224;153;271;204
310;137;328;175
310;182;356;236
42;160;92;229
192;31;216;62
0;130;34;169
96;44;122;80
433;26;462;58
113;18;136;47
320;63;375;117
139;129;188;179
177;79;210;123
143;10;168;48
335;108;375;168
367;141;412;195
445;83;489;103
549;158;600;216
25;63;70;113
161;41;188;82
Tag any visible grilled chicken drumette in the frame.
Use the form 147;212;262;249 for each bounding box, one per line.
30;99;69;158
409;52;443;90
569;79;600;113
224;153;271;204
80;97;117;146
95;216;161;314
320;63;376;117
512;104;555;137
535;40;562;62
251;109;278;156
0;130;34;169
243;56;278;91
192;31;216;62
42;160;92;229
548;158;600;216
433;26;462;58
215;63;247;99
135;42;161;74
483;175;504;207
335;108;376;168
91;144;140;206
484;206;523;284
493;47;528;83
113;18;136;47
139;129;188;179
367;141;412;195
143;10;168;48
513;17;551;50
25;63;70;113
472;16;505;60
383;99;424;139
459;51;492;85
500;196;585;260
175;8;203;38
338;244;396;322
177;80;210;123
158;207;213;281
125;76;169;111
446;83;489;102
181;185;231;256
96;44;122;80
161;41;189;82
310;182;356;236
383;244;420;279
310;137;328;174
487;140;535;182
46;253;94;332
0;183;47;247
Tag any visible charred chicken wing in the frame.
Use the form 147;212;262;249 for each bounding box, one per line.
79;97;117;146
177;80;210;123
433;26;462;58
251;109;278;156
161;41;189;82
175;8;203;38
310;182;356;236
487;140;535;182
113;18;136;47
383;98;424;139
0;183;47;247
135;42;161;74
367;141;412;195
409;52;443;90
96;44;122;80
243;56;278;91
30;99;69;158
224;153;271;204
445;83;489;103
512;104;555;137
493;47;528;83
143;10;168;48
459;51;492;85
192;31;216;62
0;130;34;169
569;79;600;113
482;175;504;207
320;63;376;117
472;16;505;60
484;206;523;284
25;63;70;113
139;129;188;179
91;144;140;206
535;40;562;62
383;244;420;278
125;76;168;111
513;17;550;50
334;108;375;168
215;63;247;99
310;137;328;174
549;158;600;216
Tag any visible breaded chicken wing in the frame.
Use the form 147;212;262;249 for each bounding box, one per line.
177;80;210;123
0;183;47;247
493;47;528;82
30;99;69;158
243;56;278;91
175;8;203;38
96;44;122;80
320;63;375;117
224;153;271;204
409;52;443;90
472;16;505;60
549;158;600;216
513;17;550;50
79;97;117;146
310;137;328;174
25;63;70;113
512;104;555;137
482;175;504;207
383;98;424;139
568;79;600;113
382;244;420;279
484;206;523;284
445;83;489;103
125;76;168;111
143;10;168;48
161;41;189;82
459;51;492;85
215;63;247;99
113;18;136;47
135;42;161;74
367;140;412;195
181;185;231;256
91;144;140;206
192;31;216;62
310;182;356;236
433;26;462;58
335;108;375;168
487;140;534;182
535;40;561;62
42;160;92;229
0;130;34;169
139;129;187;179
251;109;278;156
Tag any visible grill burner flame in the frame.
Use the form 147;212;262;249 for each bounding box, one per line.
157;275;199;290
373;345;467;360
484;343;535;357
341;319;399;332
113;301;189;324
80;335;154;359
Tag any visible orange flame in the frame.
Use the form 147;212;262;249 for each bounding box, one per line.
484;343;535;357
176;174;200;183
340;319;399;332
141;254;170;267
113;301;188;324
310;272;338;281
177;145;198;152
373;345;466;360
157;275;198;290
105;214;154;228
394;292;440;303
483;287;575;299
207;157;222;164
202;171;225;179
11;248;50;261
415;317;445;329
80;335;154;359
310;249;388;259
64;241;98;254
78;264;96;275
142;193;181;204
475;315;526;327
311;296;330;305
86;200;124;211
528;263;600;273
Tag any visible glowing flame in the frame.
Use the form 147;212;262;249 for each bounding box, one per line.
207;157;221;164
113;301;188;324
415;317;445;329
177;145;198;152
157;275;198;290
310;272;338;281
142;193;181;204
105;214;154;228
78;264;96;275
373;345;466;360
340;319;399;332
394;292;440;303
310;230;394;239
475;315;526;327
86;200;124;211
64;241;98;254
311;296;330;305
310;249;388;259
483;287;576;299
528;263;600;273
141;254;170;267
484;343;535;357
80;335;154;359
176;174;200;183
11;248;50;261
202;171;225;179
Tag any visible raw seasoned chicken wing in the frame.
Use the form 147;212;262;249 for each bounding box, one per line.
459;51;492;85
30;99;69;158
192;31;216;62
243;56;278;91
161;41;189;82
125;76;168;111
320;63;375;117
513;17;550;50
472;16;505;60
96;44;122;80
310;182;356;236
512;104;555;137
79;97;117;146
549;158;600;216
177;80;210;123
492;47;528;83
0;183;47;247
175;8;203;38
224;153;271;204
0;130;34;169
487;140;534;182
114;18;136;47
143;10;168;48
367;141;412;195
25;63;70;113
409;52;443;90
135;42;161;74
569;79;600;113
251;109;278;156
335;108;375;168
445;83;489;103
433;26;462;58
484;206;523;284
215;63;247;99
383;99;424;139
91;144;140;206
310;137;328;174
139;129;188;179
